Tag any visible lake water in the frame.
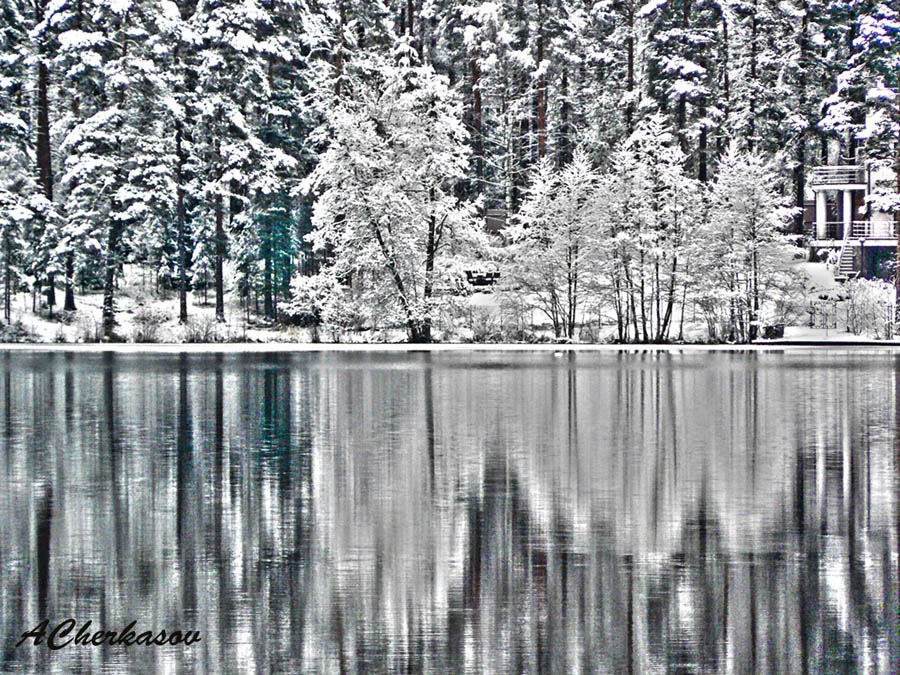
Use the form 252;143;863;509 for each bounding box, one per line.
0;349;898;673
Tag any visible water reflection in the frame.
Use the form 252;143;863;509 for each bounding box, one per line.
0;350;898;673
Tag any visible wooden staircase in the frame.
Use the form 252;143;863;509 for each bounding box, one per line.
836;243;856;280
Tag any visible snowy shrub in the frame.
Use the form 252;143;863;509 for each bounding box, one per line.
76;315;104;343
465;307;503;343
844;279;895;339
183;316;222;343
132;307;168;343
0;321;34;343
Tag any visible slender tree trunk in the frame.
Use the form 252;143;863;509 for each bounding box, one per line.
625;3;635;136
3;227;10;323
215;195;225;322
748;0;757;148
472;59;483;185
895;124;900;305
36;3;55;319
794;0;809;235
335;0;345;97
698;101;708;182
422;188;437;343
64;253;75;311
559;68;571;166
535;0;547;159
176;120;188;323
263;234;274;320
102;221;124;339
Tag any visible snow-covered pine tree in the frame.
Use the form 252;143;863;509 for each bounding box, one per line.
639;0;723;182
0;0;35;322
56;0;170;337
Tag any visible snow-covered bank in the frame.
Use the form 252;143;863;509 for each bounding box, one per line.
4;339;900;353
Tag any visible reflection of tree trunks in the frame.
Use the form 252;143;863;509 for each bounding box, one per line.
36;487;53;619
103;355;126;586
424;359;435;491
627;555;634;674
177;354;196;612
893;367;900;674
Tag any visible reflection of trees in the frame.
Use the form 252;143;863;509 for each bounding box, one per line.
0;352;897;672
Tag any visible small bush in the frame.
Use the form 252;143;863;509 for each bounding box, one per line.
132;307;168;343
183;316;221;343
76;315;104;343
0;321;34;343
844;278;895;339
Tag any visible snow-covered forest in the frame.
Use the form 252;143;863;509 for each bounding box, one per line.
0;0;898;343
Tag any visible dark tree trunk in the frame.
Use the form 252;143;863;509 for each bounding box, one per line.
794;0;809;235
215;195;225;322
3;227;11;323
102;220;124;339
177;120;188;323
335;0;345;96
535;0;547;159
748;0;757;148
472;59;483;185
625;3;635;136
64;253;75;310
263;234;274;320
559;68;571;166
698;102;708;182
421;188;438;343
36;3;55;318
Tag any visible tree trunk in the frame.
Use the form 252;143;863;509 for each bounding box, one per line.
535;0;547;159
472;59;483;185
748;0;757;148
64;253;75;310
421;198;437;343
698;102;708;182
36;2;55;319
102;221;124;339
46;274;55;319
794;0;809;235
335;0;345;96
177;120;188;323
3;227;10;323
625;3;635;136
215;195;225;322
263;234;274;320
559;68;571;166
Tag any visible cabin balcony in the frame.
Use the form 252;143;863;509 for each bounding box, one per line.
809;221;898;244
809;165;865;189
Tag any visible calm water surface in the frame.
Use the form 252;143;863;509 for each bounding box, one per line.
0;350;898;673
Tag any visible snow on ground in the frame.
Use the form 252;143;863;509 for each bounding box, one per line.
3;261;898;347
798;261;843;300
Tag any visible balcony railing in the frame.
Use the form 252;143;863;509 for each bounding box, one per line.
810;165;865;185
850;221;897;239
811;221;898;240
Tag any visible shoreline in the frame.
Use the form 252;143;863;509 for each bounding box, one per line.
2;340;900;353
